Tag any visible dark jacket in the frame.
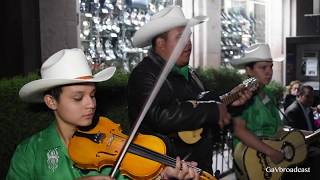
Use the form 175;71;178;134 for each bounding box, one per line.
284;100;316;131
283;94;297;111
128;50;220;134
127;50;221;173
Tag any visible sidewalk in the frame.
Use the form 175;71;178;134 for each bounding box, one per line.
221;173;236;180
212;145;235;180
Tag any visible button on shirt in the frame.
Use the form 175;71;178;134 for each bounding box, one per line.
6;121;128;180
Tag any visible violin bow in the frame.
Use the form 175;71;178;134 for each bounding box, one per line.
110;20;200;177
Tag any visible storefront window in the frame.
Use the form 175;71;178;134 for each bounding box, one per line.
79;0;178;73
221;0;266;66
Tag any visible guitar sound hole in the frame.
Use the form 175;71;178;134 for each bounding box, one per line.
282;141;295;161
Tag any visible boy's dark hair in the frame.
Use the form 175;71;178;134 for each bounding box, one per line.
44;85;63;102
43;83;96;102
245;62;256;69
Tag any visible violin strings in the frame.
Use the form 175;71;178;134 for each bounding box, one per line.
129;143;202;174
129;144;175;167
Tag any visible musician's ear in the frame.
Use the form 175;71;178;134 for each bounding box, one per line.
245;67;254;77
44;95;57;110
155;38;166;49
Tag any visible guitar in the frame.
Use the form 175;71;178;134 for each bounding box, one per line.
178;77;259;144
234;128;320;180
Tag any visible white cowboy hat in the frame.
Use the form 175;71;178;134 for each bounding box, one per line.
19;48;116;103
132;6;208;48
231;43;282;68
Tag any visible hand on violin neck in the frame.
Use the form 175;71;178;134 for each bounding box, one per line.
161;157;199;180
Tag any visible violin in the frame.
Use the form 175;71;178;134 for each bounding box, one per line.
68;116;216;180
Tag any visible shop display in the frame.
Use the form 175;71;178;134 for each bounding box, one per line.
79;0;259;70
221;8;257;66
79;0;175;73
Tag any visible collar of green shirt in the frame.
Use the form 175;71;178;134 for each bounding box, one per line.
172;65;189;80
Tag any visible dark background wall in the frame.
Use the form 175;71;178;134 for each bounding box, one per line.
286;0;320;96
2;0;41;78
296;0;320;35
2;0;78;78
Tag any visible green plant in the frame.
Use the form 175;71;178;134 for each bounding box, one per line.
97;69;129;89
196;67;246;95
267;80;286;105
0;73;53;178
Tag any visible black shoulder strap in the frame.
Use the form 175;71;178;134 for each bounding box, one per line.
189;68;205;91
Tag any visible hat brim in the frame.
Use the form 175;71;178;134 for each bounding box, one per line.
133;15;208;48
19;67;116;103
230;58;273;68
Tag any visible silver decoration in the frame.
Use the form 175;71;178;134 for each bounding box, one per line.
79;0;176;73
221;8;257;66
47;147;59;172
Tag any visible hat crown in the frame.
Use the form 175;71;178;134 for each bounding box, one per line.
151;6;186;21
132;6;207;48
41;49;92;79
19;48;116;102
230;43;275;68
243;43;272;60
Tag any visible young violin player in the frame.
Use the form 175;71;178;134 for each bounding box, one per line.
6;48;200;180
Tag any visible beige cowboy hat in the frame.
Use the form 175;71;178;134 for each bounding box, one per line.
19;48;116;103
132;6;208;48
231;43;282;68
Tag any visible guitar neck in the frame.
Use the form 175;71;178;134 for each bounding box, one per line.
305;129;320;143
219;91;240;105
218;77;258;105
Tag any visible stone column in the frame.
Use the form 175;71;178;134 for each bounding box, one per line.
266;0;285;83
39;0;79;61
183;0;221;69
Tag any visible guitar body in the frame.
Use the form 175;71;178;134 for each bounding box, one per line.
234;130;307;180
178;128;203;144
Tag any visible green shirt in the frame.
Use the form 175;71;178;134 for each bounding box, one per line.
6;121;128;180
233;86;282;147
172;65;189;80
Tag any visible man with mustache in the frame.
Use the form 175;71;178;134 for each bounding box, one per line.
127;6;252;174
